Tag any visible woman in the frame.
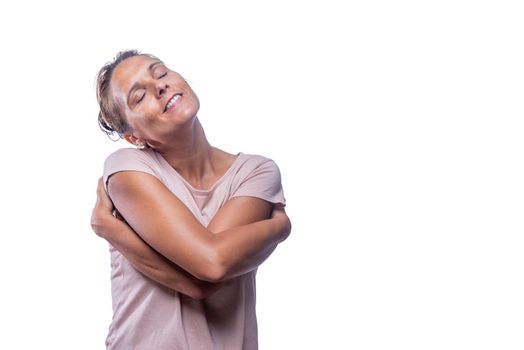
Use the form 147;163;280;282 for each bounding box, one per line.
90;50;291;350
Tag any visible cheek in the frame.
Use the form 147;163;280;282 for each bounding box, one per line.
179;93;199;117
183;85;200;108
184;81;197;96
126;109;155;133
134;100;162;120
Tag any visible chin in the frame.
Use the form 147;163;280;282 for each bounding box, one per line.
180;97;200;122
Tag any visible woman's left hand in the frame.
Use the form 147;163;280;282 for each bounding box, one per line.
270;208;292;242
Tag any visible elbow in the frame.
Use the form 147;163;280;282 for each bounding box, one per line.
195;261;227;283
192;249;228;283
188;238;232;282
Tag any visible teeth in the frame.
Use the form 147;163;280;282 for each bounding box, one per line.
166;94;181;111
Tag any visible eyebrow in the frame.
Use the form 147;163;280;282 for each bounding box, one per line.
126;61;164;107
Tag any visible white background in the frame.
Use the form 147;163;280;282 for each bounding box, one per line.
1;1;523;349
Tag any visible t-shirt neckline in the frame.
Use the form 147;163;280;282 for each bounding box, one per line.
155;151;243;194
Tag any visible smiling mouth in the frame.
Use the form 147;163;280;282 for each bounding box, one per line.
164;94;182;112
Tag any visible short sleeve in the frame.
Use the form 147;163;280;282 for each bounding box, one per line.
231;158;286;208
102;148;160;192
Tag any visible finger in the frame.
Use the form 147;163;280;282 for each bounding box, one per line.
96;177;105;198
270;209;289;221
114;209;126;221
270;209;284;219
95;177;114;208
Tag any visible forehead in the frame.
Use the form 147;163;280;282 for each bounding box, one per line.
110;55;160;97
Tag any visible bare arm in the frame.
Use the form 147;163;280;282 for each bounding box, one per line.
92;174;286;296
91;178;220;299
206;196;287;278
106;171;291;282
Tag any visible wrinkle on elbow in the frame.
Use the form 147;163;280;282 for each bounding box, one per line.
196;260;226;283
194;248;227;282
186;239;226;282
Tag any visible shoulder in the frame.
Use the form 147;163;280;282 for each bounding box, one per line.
236;153;280;173
230;153;286;206
104;147;156;165
103;147;161;191
233;152;283;184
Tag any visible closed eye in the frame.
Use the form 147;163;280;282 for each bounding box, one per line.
134;69;166;106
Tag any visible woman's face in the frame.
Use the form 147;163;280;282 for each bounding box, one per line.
110;55;200;146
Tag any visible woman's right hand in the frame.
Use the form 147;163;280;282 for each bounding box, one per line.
90;177;224;299
270;208;292;242
91;177;121;239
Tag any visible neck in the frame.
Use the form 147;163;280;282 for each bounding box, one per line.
156;117;214;180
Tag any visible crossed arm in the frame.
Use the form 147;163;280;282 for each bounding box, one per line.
91;171;291;299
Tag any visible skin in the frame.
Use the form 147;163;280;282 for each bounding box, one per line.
91;55;291;299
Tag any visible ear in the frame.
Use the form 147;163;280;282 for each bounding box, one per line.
123;132;144;148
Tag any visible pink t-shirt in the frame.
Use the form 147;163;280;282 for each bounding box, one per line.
102;148;286;350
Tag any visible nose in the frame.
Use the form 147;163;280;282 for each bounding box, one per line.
155;80;169;99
